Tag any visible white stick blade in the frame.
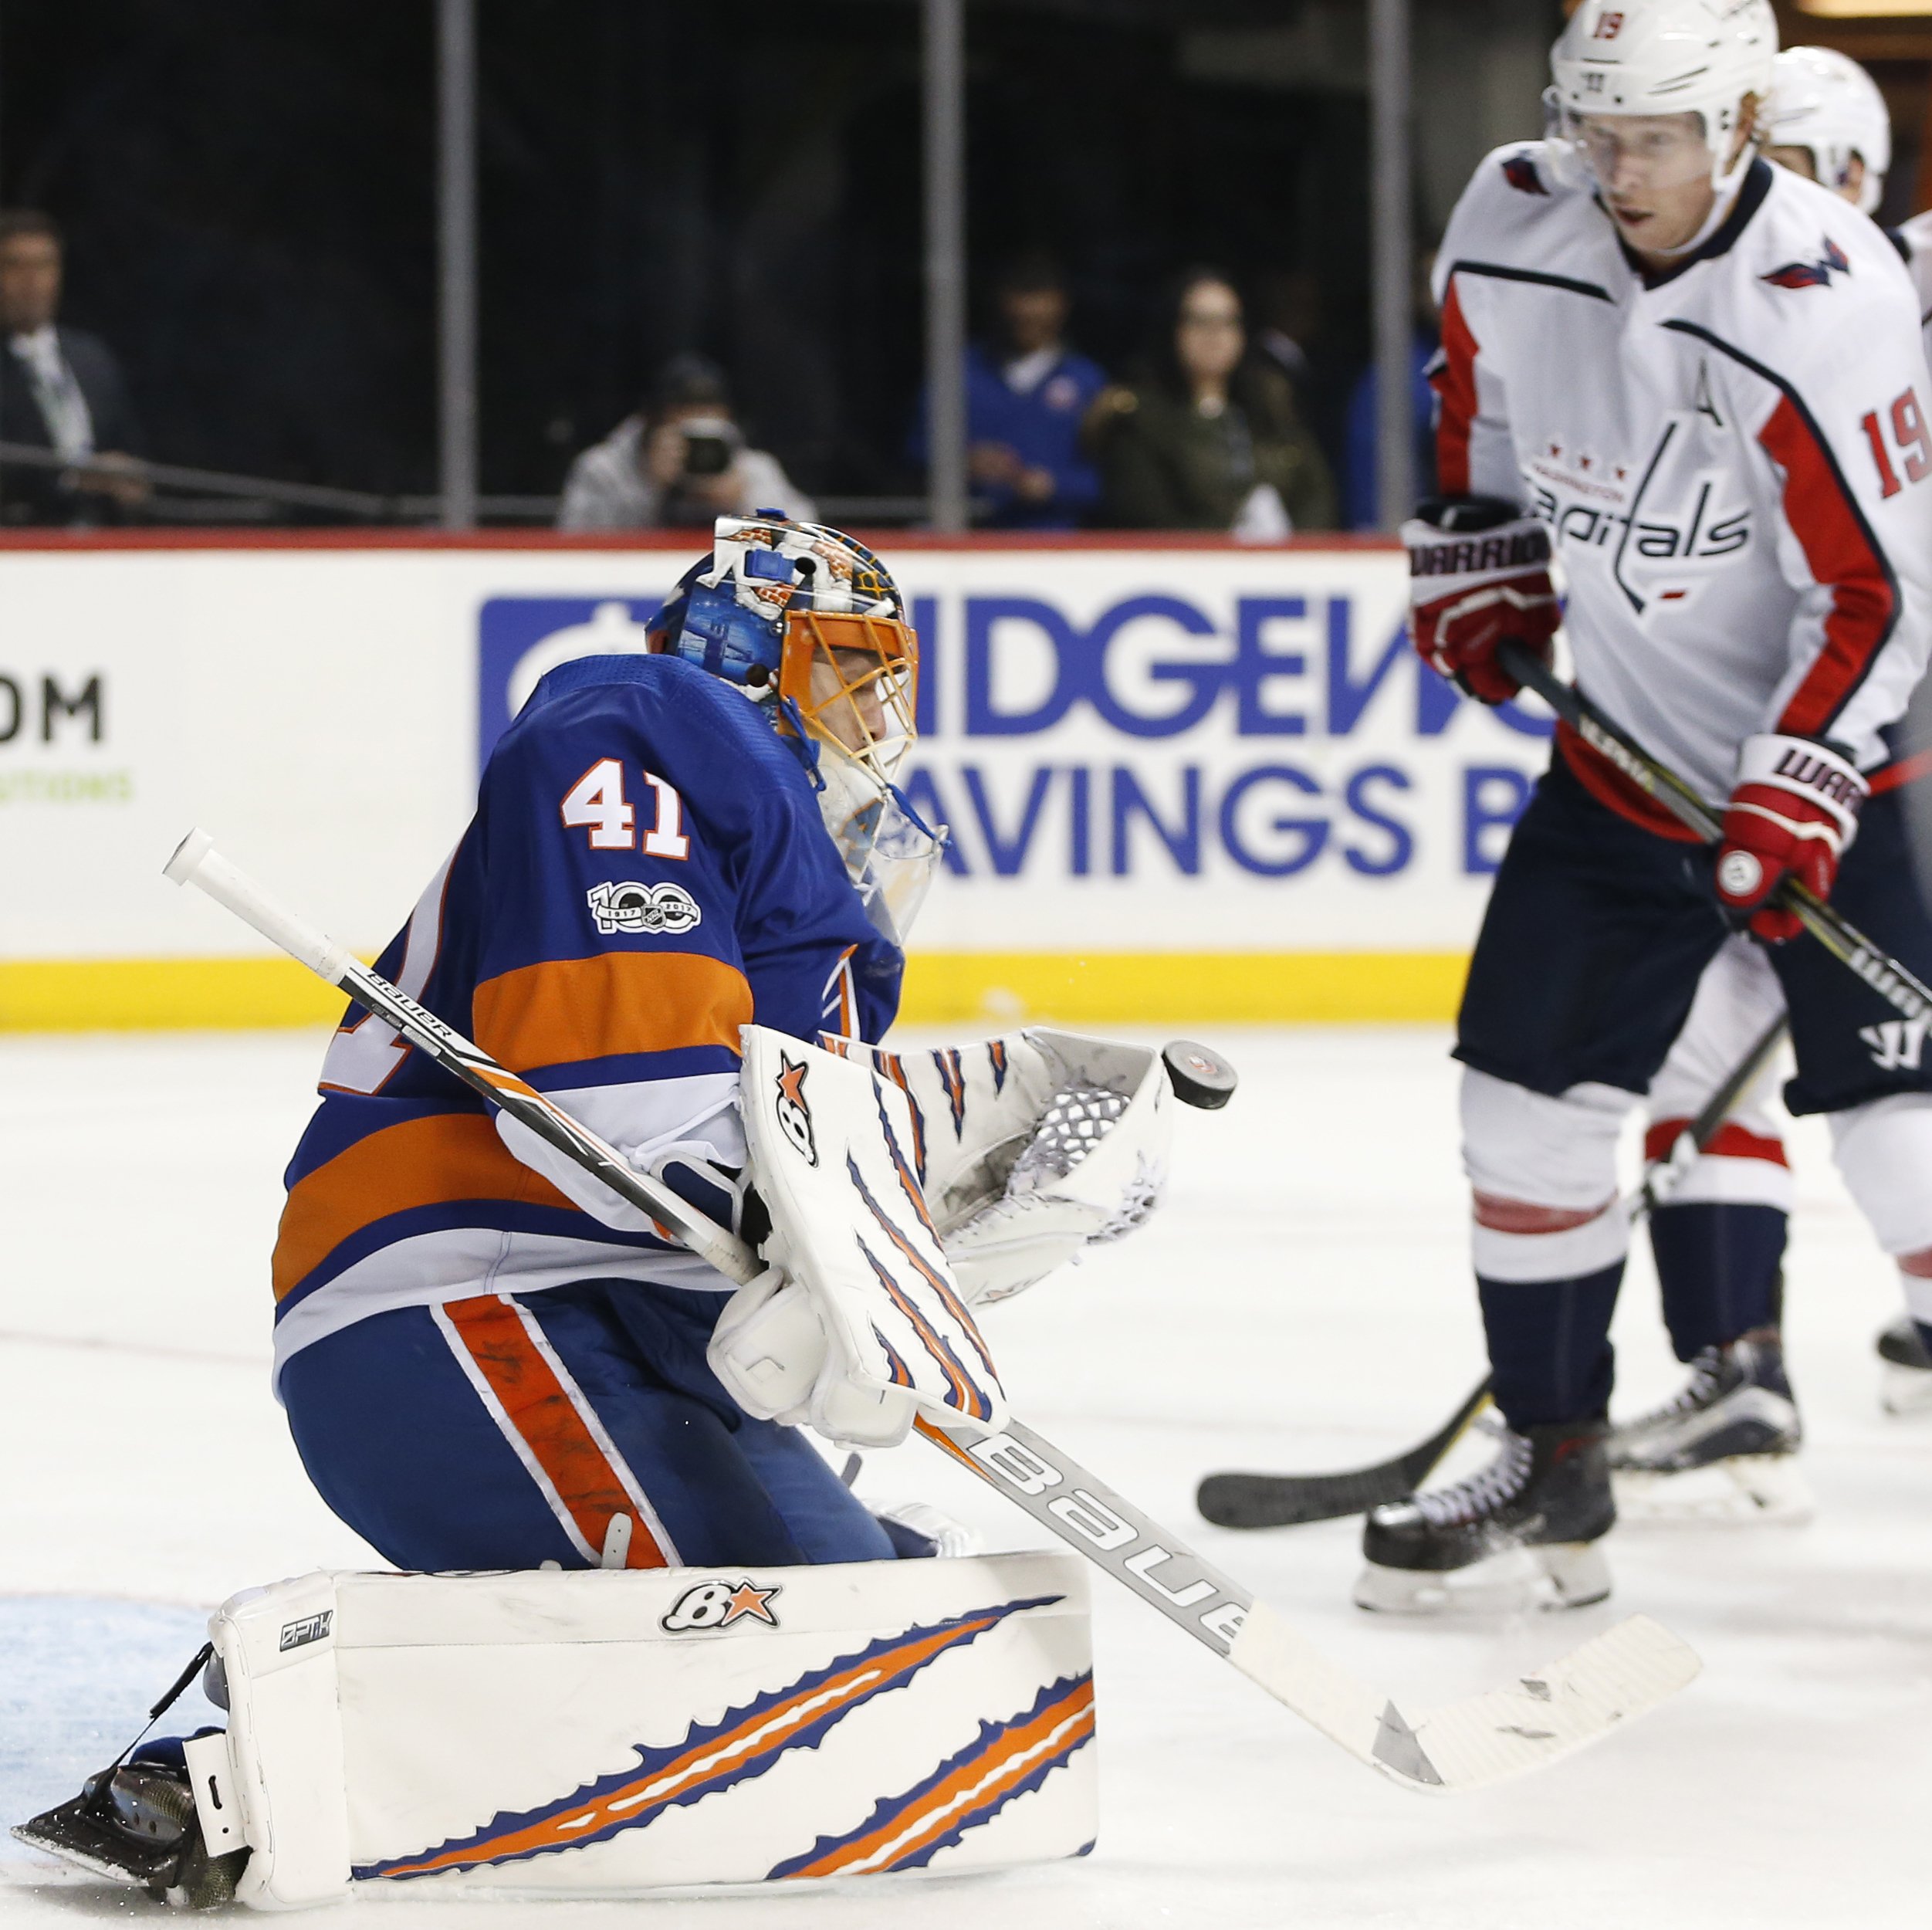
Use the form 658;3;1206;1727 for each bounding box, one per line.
1230;1603;1700;1795
1405;1613;1702;1793
1228;1600;1395;1773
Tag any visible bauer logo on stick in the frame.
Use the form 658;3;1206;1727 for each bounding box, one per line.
773;1053;818;1166
659;1579;783;1632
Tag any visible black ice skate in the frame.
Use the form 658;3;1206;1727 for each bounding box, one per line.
1354;1420;1615;1614
1876;1317;1932;1417
1608;1332;1810;1525
12;1737;247;1910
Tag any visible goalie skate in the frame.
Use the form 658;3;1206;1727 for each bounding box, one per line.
1355;1421;1614;1616
1876;1318;1932;1417
1608;1335;1812;1526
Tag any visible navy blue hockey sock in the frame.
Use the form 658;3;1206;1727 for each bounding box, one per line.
1477;1260;1623;1431
1649;1202;1786;1362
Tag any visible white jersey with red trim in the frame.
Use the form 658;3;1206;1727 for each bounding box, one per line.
1893;209;1932;355
1433;147;1932;805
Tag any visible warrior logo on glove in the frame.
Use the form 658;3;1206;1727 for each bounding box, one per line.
1715;733;1868;942
1403;496;1562;706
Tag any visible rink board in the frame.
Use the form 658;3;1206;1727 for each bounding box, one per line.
0;533;1543;1028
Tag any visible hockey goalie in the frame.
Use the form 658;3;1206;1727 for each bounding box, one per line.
16;516;1182;1907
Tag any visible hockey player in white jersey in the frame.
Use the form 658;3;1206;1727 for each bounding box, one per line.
1364;0;1932;1613
1612;42;1932;1506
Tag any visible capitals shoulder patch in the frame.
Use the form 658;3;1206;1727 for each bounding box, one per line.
1502;152;1548;197
1763;238;1850;291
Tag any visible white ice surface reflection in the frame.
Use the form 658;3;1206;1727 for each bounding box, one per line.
2;1027;1928;1927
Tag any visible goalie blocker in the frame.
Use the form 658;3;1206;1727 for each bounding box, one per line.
19;1556;1095;1909
709;1024;1179;1448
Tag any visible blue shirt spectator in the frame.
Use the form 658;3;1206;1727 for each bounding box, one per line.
1343;336;1437;530
910;254;1107;530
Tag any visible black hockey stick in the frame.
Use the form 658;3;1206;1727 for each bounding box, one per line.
164;828;1700;1793
1196;1379;1493;1530
1500;641;1932;1026
1196;988;1792;1530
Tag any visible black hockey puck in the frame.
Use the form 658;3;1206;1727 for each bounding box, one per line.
1162;1039;1237;1110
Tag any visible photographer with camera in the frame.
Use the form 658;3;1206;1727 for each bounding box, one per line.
557;352;814;531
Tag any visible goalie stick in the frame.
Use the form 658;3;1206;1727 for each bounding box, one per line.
163;828;1700;1795
1195;1010;1792;1530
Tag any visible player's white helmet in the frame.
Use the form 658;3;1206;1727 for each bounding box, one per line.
1764;46;1890;215
1548;1;1778;199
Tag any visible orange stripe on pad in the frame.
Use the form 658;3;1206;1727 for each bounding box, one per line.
442;1294;666;1570
781;1680;1096;1879
472;950;752;1074
273;1112;577;1302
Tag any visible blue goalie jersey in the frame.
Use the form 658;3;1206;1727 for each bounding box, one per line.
270;653;902;1388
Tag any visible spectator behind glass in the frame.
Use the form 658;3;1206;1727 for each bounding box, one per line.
1090;269;1336;537
0;209;147;526
557;352;815;531
1342;251;1440;530
908;252;1107;530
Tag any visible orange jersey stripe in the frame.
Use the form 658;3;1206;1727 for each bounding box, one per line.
273;1112;576;1302
471;950;752;1075
441;1294;667;1570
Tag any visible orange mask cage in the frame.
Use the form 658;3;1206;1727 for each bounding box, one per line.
777;609;921;771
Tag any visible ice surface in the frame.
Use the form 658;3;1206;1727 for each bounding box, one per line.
2;1027;1928;1927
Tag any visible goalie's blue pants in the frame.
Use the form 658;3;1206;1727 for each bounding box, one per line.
279;1278;902;1572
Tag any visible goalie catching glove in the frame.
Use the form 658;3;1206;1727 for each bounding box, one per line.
836;1027;1175;1306
1404;496;1560;706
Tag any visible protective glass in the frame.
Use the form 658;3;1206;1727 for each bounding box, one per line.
1546;100;1715;193
779;608;945;947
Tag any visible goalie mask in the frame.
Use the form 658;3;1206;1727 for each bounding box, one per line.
650;514;946;949
1546;0;1776;225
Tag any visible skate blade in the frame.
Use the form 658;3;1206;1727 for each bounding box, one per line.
1612;1455;1813;1526
1880;1363;1932;1417
1352;1540;1610;1617
9;1820;146;1888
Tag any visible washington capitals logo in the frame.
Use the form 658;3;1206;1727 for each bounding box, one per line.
1502;152;1548;197
1763;238;1850;291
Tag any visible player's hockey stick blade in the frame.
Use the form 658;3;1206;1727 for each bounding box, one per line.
919;1414;1699;1793
166;830;1701;1792
1190;1003;1782;1533
1498;643;1932;1027
1196;1377;1494;1528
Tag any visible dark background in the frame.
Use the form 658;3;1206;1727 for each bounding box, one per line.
0;1;1379;506
12;2;1919;514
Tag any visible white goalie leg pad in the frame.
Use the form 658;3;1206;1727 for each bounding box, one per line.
194;1555;1095;1908
712;1027;1006;1447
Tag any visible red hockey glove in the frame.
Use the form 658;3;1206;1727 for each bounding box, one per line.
1714;733;1867;943
1403;499;1560;707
